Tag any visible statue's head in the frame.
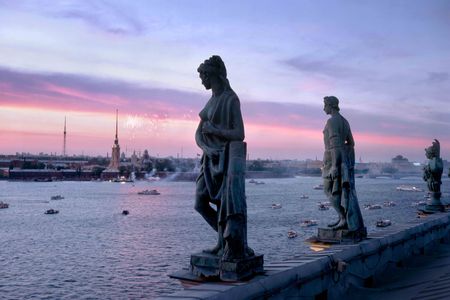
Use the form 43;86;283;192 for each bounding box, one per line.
323;96;340;114
425;139;440;159
197;55;230;90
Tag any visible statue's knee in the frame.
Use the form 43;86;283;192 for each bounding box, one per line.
194;195;207;213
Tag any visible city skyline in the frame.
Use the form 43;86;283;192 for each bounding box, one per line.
1;1;449;161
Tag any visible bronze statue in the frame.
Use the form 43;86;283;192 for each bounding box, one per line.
194;55;253;261
423;139;444;212
322;96;365;233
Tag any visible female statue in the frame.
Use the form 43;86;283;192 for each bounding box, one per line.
195;55;252;261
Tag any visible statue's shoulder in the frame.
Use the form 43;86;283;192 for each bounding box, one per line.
222;90;240;106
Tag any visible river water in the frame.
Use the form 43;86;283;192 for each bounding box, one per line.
1;177;449;299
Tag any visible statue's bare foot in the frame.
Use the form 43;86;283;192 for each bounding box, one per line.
327;219;340;228
202;243;222;255
332;220;348;230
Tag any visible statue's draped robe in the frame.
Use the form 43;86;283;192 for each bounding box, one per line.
323;112;364;231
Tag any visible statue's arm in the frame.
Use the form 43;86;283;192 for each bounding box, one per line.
207;96;244;141
326;119;342;178
195;120;218;157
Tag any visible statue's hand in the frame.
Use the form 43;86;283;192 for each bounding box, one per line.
202;121;218;134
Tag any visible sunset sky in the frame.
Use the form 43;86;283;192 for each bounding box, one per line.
1;1;449;161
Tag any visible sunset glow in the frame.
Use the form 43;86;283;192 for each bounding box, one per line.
1;1;449;161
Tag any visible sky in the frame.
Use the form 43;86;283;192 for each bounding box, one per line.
0;0;449;162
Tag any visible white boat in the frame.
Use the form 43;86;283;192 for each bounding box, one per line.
300;195;309;199
0;201;9;209
287;230;298;238
411;201;427;207
50;195;64;200
376;219;391;227
364;204;382;210
249;179;265;185
396;185;424;192
137;189;161;195
313;184;324;190
112;176;134;183
383;201;396;207
300;220;318;227
271;203;282;209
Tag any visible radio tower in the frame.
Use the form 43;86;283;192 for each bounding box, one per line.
63;116;67;157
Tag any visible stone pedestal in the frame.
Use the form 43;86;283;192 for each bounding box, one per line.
424;192;445;212
312;227;367;244
190;252;264;281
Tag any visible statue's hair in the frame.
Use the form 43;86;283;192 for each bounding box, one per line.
197;55;231;90
425;139;440;158
324;96;340;111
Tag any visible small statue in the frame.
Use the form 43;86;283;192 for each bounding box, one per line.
321;96;366;236
423;139;444;212
194;55;254;261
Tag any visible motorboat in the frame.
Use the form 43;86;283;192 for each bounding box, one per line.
271;203;282;209
137;189;161;195
318;203;329;211
249;179;265;185
50;195;64;200
313;184;324;190
396;185;424;192
300;219;318;227
122;210;129;215
287;230;298;238
376;219;392;227
411;201;427;207
364;204;382;210
383;201;396;207
300;195;309;199
0;201;9;209
112;176;134;183
45;209;59;214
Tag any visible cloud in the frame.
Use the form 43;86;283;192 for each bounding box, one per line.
283;56;358;79
427;72;449;83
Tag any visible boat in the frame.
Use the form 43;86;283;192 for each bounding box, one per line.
112;176;134;183
376;219;391;227
249;179;265;185
271;203;282;209
45;209;59;214
300;195;309;199
137;189;161;195
0;201;9;209
364;204;382;210
411;201;427;207
313;184;324;190
122;210;129;215
300;220;318;227
318;203;329;211
383;201;396;207
50;195;64;200
287;230;298;238
396;185;424;192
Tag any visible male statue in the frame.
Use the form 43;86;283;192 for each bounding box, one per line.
423;139;444;212
322;96;365;233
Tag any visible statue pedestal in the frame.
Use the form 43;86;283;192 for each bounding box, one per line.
190;252;264;281
312;227;367;244
424;192;445;212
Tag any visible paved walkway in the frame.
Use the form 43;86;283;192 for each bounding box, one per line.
349;242;450;300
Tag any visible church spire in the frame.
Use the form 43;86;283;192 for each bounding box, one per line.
114;109;119;145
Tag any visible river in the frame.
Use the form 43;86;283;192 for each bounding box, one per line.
0;177;448;299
